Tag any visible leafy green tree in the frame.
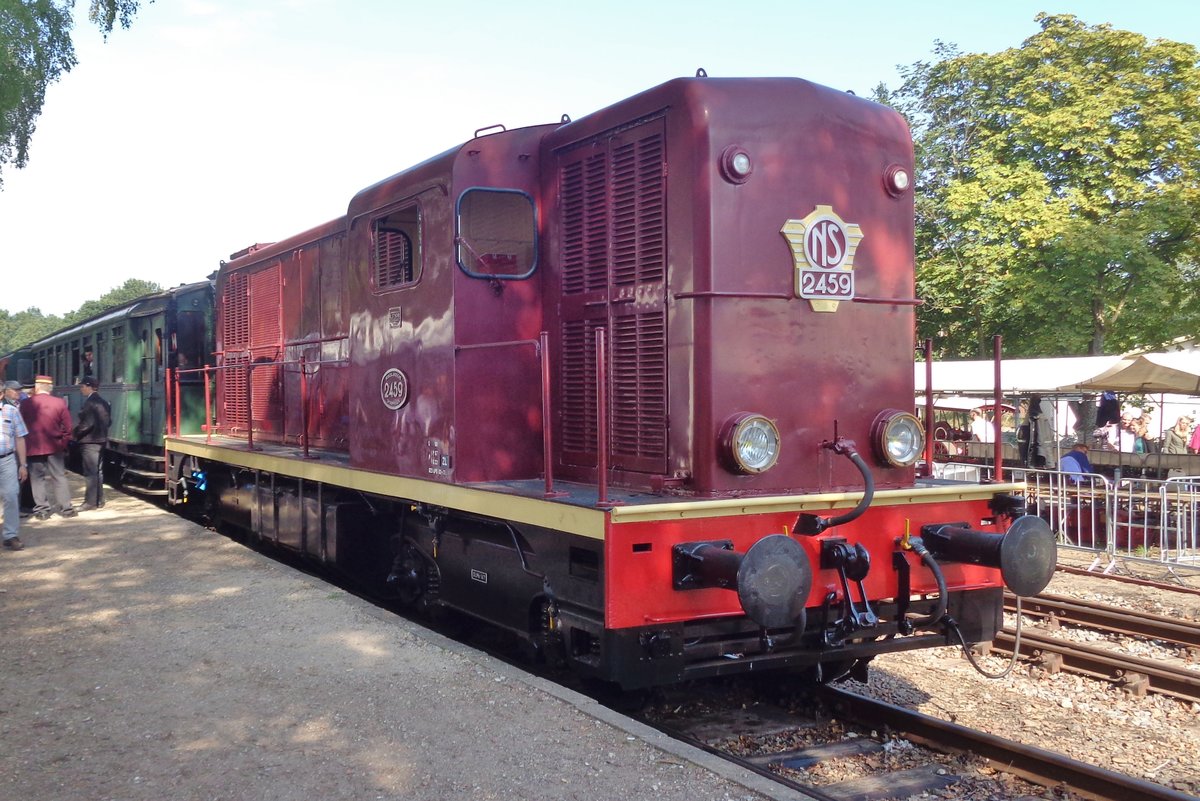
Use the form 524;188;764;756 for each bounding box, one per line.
883;15;1200;357
0;307;63;355
66;277;161;323
1;1;146;187
0;277;159;354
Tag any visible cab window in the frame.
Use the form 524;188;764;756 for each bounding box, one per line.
372;204;421;290
455;188;537;279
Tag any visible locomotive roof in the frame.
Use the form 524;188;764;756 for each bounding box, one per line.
221;217;347;273
542;75;900;151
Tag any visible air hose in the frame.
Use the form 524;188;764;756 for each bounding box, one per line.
905;535;1023;680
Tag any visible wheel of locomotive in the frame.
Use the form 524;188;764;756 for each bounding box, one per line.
387;541;429;607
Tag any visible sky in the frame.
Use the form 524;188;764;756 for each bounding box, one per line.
1;0;1197;316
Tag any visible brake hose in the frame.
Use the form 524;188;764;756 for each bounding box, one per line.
906;536;1023;679
949;594;1024;680
794;439;874;535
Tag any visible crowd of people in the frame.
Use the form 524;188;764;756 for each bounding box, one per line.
1;375;110;552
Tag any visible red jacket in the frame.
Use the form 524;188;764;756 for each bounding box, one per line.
20;394;73;457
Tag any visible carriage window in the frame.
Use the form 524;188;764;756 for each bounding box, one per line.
112;328;126;384
70;341;81;384
372;205;421;290
155;328;164;382
456;188;537;279
95;333;105;383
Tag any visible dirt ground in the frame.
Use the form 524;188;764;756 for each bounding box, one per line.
0;484;776;801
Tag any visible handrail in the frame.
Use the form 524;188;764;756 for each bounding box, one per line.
170;356;349;450
595;328;610;507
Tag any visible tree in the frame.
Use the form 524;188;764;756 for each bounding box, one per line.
0;307;63;355
0;277;160;354
66;277;161;324
0;1;146;188
882;15;1200;357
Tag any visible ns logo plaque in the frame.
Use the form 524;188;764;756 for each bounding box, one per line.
780;205;864;312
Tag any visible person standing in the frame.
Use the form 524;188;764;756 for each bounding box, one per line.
5;380;34;517
3;380;27;406
73;377;111;510
0;393;30;549
1164;415;1192;455
20;376;76;520
969;409;993;442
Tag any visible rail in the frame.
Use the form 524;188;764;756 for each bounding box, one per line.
169;330;590;502
168;357;348;457
821;687;1198;801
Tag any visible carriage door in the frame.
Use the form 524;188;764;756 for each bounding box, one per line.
556;117;668;476
136;315;164;440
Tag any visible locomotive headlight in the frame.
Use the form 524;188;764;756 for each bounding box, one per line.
884;163;911;197
871;410;925;468
719;145;754;184
720;413;781;474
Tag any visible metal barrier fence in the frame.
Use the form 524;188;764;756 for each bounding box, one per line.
931;462;1200;579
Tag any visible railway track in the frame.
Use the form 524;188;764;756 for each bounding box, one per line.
1056;564;1200;597
995;592;1200;702
643;684;1195;801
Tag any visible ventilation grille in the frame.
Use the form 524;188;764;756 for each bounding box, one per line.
611;310;666;459
375;227;413;287
248;268;280;350
560;153;610;295
221;273;249;350
561;318;600;455
223;354;249;431
219;265;281;435
611;133;665;286
556;119;667;471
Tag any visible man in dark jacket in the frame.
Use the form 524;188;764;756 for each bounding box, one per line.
73;377;111;511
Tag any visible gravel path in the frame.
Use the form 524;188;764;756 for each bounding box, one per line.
0;489;778;801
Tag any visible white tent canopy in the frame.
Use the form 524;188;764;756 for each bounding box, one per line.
917;351;1200;397
915;356;1121;395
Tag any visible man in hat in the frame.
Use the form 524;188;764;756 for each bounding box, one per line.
73;377;111;510
20;375;76;519
0;384;29;549
3;380;25;406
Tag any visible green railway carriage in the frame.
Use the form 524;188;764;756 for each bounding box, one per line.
3;281;214;495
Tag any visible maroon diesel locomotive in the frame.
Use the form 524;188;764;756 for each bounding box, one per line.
164;75;1055;689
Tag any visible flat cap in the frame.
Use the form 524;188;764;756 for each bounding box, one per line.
3;380;20;391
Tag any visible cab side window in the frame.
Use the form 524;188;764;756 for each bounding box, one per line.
455;188;537;279
372;205;421;290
